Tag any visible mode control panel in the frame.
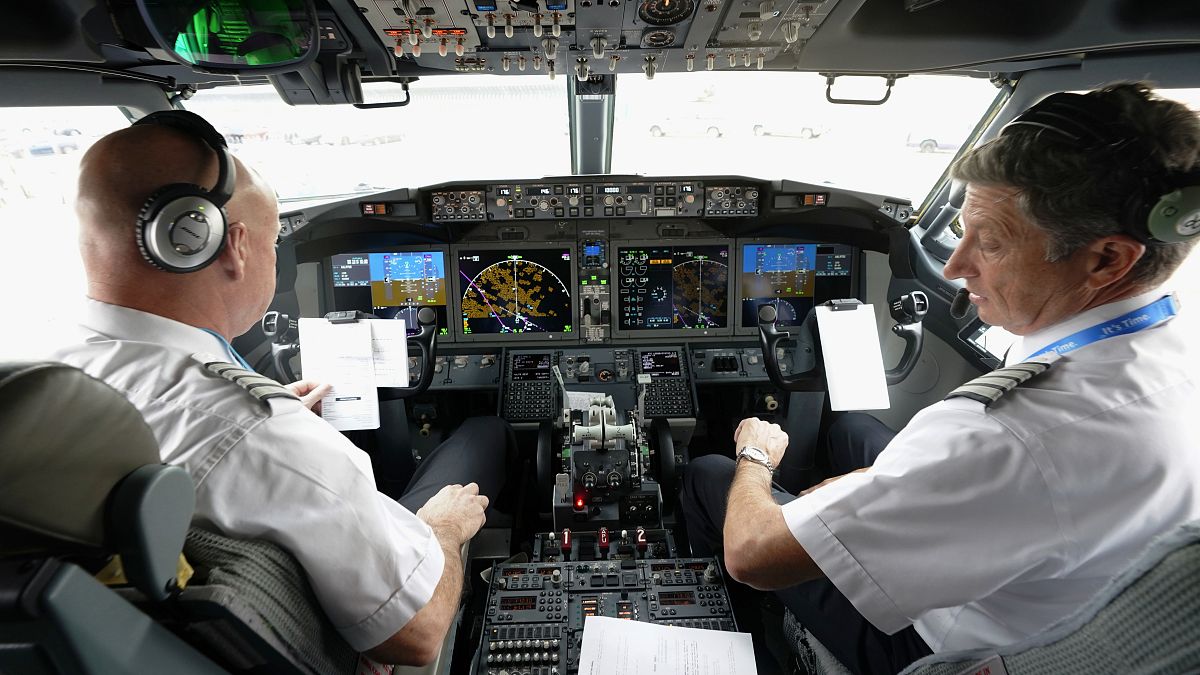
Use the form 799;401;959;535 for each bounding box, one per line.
484;180;704;221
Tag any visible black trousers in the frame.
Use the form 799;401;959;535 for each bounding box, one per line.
680;413;932;675
396;416;514;514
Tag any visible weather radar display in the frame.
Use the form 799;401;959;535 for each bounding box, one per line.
618;244;729;330
457;248;574;334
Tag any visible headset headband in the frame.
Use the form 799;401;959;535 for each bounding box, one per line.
133;110;234;206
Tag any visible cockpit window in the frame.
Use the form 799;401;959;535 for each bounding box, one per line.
183;78;571;209
0;106;131;358
610;72;1001;208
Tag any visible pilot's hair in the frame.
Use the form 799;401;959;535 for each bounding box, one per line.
952;82;1200;287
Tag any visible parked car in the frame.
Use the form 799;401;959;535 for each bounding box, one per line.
648;114;727;138
751;121;827;138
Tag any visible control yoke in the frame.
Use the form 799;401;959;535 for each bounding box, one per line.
756;290;929;391
260;310;300;383
259;307;439;398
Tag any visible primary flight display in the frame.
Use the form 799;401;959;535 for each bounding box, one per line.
329;250;449;334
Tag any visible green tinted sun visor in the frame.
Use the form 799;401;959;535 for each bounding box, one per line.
137;0;317;72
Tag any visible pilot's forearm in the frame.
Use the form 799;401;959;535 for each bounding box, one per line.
366;526;464;665
723;461;823;590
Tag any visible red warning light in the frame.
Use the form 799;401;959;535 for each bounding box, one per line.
575;496;585;509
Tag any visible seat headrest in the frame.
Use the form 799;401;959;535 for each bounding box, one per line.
0;362;161;549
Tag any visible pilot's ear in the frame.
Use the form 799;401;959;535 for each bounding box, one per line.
1082;234;1145;290
217;221;249;281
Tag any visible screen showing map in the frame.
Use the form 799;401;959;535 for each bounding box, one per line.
329;251;449;335
617;244;729;331
457;248;574;335
738;243;856;328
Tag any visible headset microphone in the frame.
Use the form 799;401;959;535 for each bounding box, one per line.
949;287;972;320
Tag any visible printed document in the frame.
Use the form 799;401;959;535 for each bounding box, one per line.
576;616;756;675
368;319;410;387
298;318;380;430
816;304;890;411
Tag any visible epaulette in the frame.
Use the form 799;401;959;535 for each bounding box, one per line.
202;361;298;406
944;353;1058;407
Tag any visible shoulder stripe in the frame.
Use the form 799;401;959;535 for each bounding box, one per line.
945;358;1054;408
202;361;299;406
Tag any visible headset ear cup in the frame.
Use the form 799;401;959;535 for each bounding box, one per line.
135;183;228;272
1146;185;1200;243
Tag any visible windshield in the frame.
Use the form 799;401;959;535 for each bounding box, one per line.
183;77;571;209
611;72;1001;207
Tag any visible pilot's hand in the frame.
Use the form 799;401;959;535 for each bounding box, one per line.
286;380;332;415
416;482;489;546
734;417;789;468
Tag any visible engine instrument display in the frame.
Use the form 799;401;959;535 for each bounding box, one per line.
457;248;574;335
738;243;857;328
328;251;448;335
617;244;729;331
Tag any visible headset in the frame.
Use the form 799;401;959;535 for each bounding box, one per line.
132;110;236;273
1003;91;1200;244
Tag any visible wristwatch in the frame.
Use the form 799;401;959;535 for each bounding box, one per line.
737;446;773;472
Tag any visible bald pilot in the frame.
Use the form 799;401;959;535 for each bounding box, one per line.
54;110;512;665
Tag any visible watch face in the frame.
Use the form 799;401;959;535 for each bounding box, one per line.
741;446;767;462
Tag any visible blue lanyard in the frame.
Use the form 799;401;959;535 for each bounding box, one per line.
199;328;253;370
1028;295;1178;360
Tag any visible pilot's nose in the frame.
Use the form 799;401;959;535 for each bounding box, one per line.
942;242;973;281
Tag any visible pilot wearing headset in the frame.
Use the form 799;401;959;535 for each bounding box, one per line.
53;111;511;666
681;82;1200;674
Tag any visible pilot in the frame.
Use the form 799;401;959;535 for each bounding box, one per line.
681;82;1200;674
54;111;512;666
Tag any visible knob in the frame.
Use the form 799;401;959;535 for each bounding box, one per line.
438;38;447;57
551;569;562;584
591;36;607;58
747;22;762;41
547;59;556;80
641;196;649;214
393;40;405;57
759;0;775;19
743;51;751;67
552;12;561;37
756;53;765;69
583;472;596;488
782;20;800;44
533;54;542;70
607;472;621;487
686;53;694;71
518;54;527;71
533;14;543;37
504;14;514;38
411;40;422;56
408;21;419;44
486;14;496;38
706;53;716;70
502;55;511;71
608;54;620;71
455;38;465;56
422;19;433;38
643;55;656;80
703;561;718;582
764;394;779;411
542;37;558;58
575;58;590;81
728;52;736;68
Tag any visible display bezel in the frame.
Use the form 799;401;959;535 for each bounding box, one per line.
450;242;579;343
611;238;735;339
321;245;454;342
732;238;863;337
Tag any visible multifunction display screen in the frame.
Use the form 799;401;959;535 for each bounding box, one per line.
738;243;857;328
457;248;574;335
639;350;682;378
511;353;552;381
328;251;448;335
617;245;729;331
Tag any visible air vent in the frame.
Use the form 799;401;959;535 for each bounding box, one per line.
659;225;686;237
499;228;528;241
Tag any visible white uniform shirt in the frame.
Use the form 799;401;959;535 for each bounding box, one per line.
783;288;1200;652
53;299;444;652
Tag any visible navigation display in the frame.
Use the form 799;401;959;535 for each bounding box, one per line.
328;251;448;335
617;244;729;331
739;243;857;328
457;248;574;335
639;350;682;377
